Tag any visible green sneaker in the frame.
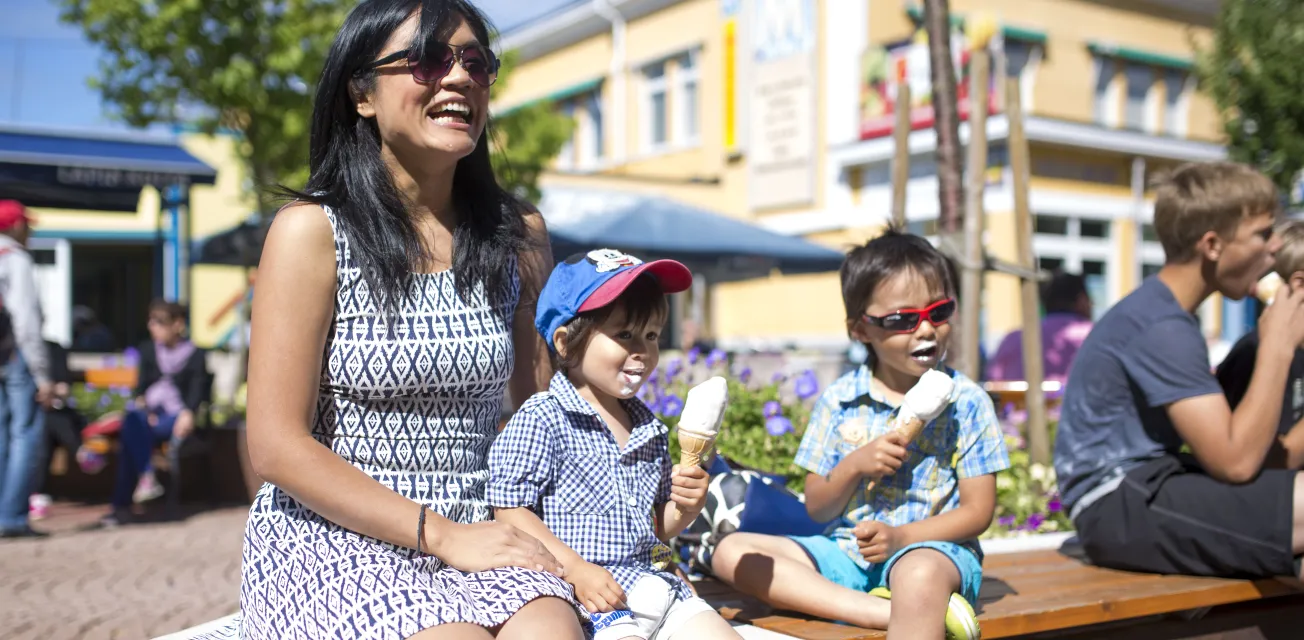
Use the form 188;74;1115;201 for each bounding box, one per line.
868;587;981;640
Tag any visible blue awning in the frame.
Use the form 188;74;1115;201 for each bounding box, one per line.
0;124;217;212
540;187;846;281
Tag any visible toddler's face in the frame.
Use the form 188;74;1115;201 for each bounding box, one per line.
851;270;952;389
575;307;665;401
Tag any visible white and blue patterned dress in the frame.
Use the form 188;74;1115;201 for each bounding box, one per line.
213;208;582;639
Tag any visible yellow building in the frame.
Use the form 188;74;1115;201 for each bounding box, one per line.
497;0;1246;356
0;123;253;351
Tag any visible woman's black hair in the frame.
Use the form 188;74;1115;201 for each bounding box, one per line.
841;226;957;363
283;0;528;315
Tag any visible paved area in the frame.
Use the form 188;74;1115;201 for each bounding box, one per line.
0;502;247;640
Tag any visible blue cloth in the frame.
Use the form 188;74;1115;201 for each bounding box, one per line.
736;476;831;537
794;365;1009;571
111;409;177;508
488;372;693;601
1054;276;1225;512
789;534;984;605
0;352;45;529
534;249;690;352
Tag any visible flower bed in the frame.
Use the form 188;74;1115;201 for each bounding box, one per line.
646;348;1071;539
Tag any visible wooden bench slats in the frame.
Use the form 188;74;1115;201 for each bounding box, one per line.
699;548;1301;640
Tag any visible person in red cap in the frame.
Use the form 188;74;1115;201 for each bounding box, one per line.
0;200;52;538
488;249;742;640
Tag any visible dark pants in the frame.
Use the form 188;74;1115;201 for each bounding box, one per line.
110;409;177;508
30;408;83;494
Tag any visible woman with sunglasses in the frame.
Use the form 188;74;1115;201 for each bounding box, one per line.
709;228;1009;640
216;2;586;639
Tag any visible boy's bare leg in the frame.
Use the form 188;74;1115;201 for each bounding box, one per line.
1292;473;1304;579
665;611;743;639
710;533;891;629
884;549;962;640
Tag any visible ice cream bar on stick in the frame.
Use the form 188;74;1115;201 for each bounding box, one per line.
675;376;728;516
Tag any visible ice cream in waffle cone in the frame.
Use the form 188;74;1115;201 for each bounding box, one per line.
675;376;728;467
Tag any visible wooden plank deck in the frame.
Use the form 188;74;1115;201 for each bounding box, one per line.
698;549;1302;639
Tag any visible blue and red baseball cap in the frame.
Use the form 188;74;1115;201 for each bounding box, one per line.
536;249;693;352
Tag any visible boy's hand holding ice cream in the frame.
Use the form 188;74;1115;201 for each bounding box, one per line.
847;369;956;481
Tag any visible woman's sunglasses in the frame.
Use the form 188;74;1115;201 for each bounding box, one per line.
862;298;957;333
357;43;499;87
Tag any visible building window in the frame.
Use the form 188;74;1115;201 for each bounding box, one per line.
586;92;604;162
1163;69;1189;136
554;89;605;171
1004;40;1043;110
556;101;576;170
1093;56;1119;127
1034;214;1115;319
674;51;699;143
643;61;668;150
1123;63;1155;132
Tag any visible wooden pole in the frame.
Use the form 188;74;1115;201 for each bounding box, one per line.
1006;76;1050;466
891;82;912;228
961;33;991;384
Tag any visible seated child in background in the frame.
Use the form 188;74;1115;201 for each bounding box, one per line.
488;249;743;640
710;229;1010;640
1216;219;1304;468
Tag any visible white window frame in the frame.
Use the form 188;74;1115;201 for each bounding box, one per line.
571;89;604;170
1093;56;1120;128
641;61;669;152
1032;213;1119;319
674;50;700;145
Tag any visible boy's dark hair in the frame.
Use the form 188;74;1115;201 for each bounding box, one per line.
1152;161;1279;263
148;299;188;323
841;226;957;337
1042;270;1088;314
553;274;669;373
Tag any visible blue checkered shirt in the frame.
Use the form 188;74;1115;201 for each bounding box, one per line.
794;365;1011;570
488;372;693;602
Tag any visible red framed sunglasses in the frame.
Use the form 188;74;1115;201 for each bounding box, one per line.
358;42;500;87
862;298;957;333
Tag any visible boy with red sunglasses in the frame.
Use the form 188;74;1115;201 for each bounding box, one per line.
709;229;1009;640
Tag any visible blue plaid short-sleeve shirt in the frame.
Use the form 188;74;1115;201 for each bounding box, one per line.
487;372;692;601
794;365;1011;570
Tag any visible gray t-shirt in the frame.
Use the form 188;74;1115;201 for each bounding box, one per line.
1054;276;1223;511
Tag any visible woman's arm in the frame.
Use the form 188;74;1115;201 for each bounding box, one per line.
246;204;561;575
508;210;555;410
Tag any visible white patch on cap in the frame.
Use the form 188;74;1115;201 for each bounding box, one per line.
587;249;643;273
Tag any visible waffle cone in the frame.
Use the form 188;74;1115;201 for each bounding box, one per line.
678;431;715;467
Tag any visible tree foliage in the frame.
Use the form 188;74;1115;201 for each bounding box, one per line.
489;50;574;205
1197;0;1304;199
59;0;572;213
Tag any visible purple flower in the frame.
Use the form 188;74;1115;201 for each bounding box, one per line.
122;347;140;366
1047;498;1062;513
99;395;111;408
660;394;684;417
737;367;752;384
85;383;97;392
1026;513;1046;530
794;370;819;400
124;399;135;411
706;348;727;368
665;358;684;380
765;415;794;436
648;369;661;386
762;400;782;418
770;371;786;384
687;347;701;365
67;396;78;409
998;515;1016;527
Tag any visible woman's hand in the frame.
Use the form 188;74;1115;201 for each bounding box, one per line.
429;519;567;579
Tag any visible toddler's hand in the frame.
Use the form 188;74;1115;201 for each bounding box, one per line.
851;431;909;480
669;464;710;515
854;520;903;564
569;561;626;613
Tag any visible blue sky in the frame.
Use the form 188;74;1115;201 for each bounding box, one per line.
0;0;573;131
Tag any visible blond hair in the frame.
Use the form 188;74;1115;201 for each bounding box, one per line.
1151;162;1279;263
1275;219;1304;278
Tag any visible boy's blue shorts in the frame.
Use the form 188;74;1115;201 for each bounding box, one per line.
787;535;983;605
